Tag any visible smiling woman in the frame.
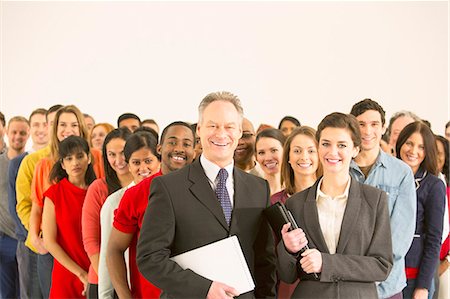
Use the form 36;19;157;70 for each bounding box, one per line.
81;127;132;297
255;128;286;195
28;105;105;299
277;112;393;299
396;121;446;299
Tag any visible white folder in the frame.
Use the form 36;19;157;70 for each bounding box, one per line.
170;235;255;294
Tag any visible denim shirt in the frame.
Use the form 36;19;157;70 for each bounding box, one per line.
350;150;416;298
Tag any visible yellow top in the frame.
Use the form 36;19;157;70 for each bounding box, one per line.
16;145;51;252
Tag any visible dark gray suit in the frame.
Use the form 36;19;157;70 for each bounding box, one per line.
277;178;393;299
137;159;276;298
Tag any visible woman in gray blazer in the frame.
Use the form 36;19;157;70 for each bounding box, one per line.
277;112;393;299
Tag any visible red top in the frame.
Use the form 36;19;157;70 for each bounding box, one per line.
439;186;450;260
113;170;162;299
32;148;104;207
270;189;289;205
81;178;109;283
44;178;91;298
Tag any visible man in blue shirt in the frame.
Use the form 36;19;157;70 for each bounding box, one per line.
350;99;416;299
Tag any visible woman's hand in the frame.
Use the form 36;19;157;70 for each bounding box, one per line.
77;270;88;296
281;223;308;254
31;234;48;255
299;248;322;273
412;288;428;299
439;258;450;276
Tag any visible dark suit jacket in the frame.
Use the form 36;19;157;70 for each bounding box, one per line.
277;178;393;299
137;159;276;298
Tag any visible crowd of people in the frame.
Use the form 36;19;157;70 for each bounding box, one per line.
0;93;449;299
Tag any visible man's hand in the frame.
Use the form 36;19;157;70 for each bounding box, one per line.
281;223;308;254
206;281;240;299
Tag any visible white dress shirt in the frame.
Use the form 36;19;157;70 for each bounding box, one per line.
200;155;234;207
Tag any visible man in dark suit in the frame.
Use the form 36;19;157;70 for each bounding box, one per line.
137;91;276;299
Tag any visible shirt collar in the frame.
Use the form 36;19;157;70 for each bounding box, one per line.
350;148;387;174
200;154;234;184
414;167;427;190
376;150;389;168
316;175;351;200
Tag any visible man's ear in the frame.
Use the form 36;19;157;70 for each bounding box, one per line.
353;146;360;158
381;124;387;135
157;144;162;155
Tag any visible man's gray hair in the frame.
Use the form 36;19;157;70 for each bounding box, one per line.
198;91;244;124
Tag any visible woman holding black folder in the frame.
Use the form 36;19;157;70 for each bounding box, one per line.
277;112;393;299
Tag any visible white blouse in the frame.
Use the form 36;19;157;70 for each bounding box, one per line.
98;182;135;299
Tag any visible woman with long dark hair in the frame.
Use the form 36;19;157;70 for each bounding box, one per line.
81;127;132;298
42;136;96;298
396;122;446;299
98;129;161;298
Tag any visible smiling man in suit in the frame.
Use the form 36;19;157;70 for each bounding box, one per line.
137;91;276;299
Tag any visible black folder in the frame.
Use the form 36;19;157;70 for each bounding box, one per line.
264;201;300;241
264;201;319;279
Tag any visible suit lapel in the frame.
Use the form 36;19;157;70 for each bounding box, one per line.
303;180;330;254
336;178;361;253
230;168;247;230
188;160;229;231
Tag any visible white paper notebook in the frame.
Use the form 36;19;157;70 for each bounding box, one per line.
170;235;255;294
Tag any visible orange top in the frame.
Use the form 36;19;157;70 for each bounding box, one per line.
31;148;104;207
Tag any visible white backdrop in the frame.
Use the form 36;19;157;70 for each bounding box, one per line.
1;1;448;134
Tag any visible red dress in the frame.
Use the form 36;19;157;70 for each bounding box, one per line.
44;178;91;298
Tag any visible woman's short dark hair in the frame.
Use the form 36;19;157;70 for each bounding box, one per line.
103;128;132;195
124;130;159;164
278;116;301;129
396;121;438;176
49;136;96;185
134;126;159;144
316;112;361;148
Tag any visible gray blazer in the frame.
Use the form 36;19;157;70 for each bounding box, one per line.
277;178;393;299
137;159;277;298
